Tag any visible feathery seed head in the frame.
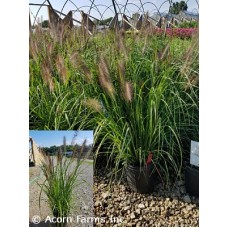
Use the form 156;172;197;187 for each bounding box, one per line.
98;55;115;97
83;98;103;113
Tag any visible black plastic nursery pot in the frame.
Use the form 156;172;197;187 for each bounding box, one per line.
52;209;68;227
53;209;68;218
126;163;157;194
185;165;199;197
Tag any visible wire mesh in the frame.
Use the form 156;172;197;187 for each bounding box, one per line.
29;0;199;32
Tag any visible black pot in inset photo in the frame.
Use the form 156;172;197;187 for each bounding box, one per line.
185;165;199;197
52;209;68;227
126;163;157;194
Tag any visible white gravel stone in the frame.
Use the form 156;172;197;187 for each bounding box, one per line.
138;203;145;209
123;206;130;211
102;191;110;199
135;209;141;215
186;205;194;211
130;212;136;219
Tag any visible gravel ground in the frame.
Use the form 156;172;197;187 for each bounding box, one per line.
29;158;93;227
94;170;199;227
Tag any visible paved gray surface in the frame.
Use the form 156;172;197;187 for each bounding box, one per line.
72;160;94;227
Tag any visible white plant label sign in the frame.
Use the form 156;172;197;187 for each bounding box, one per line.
190;141;199;167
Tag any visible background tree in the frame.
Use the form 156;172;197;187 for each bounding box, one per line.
95;17;113;25
169;1;188;14
41;20;49;28
132;12;140;21
178;20;198;28
41;143;93;157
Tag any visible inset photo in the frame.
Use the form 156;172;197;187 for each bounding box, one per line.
29;130;93;227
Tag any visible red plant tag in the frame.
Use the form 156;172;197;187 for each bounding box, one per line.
146;152;153;164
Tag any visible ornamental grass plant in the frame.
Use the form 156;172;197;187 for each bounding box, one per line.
84;33;199;184
29;27;198;185
39;135;90;227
